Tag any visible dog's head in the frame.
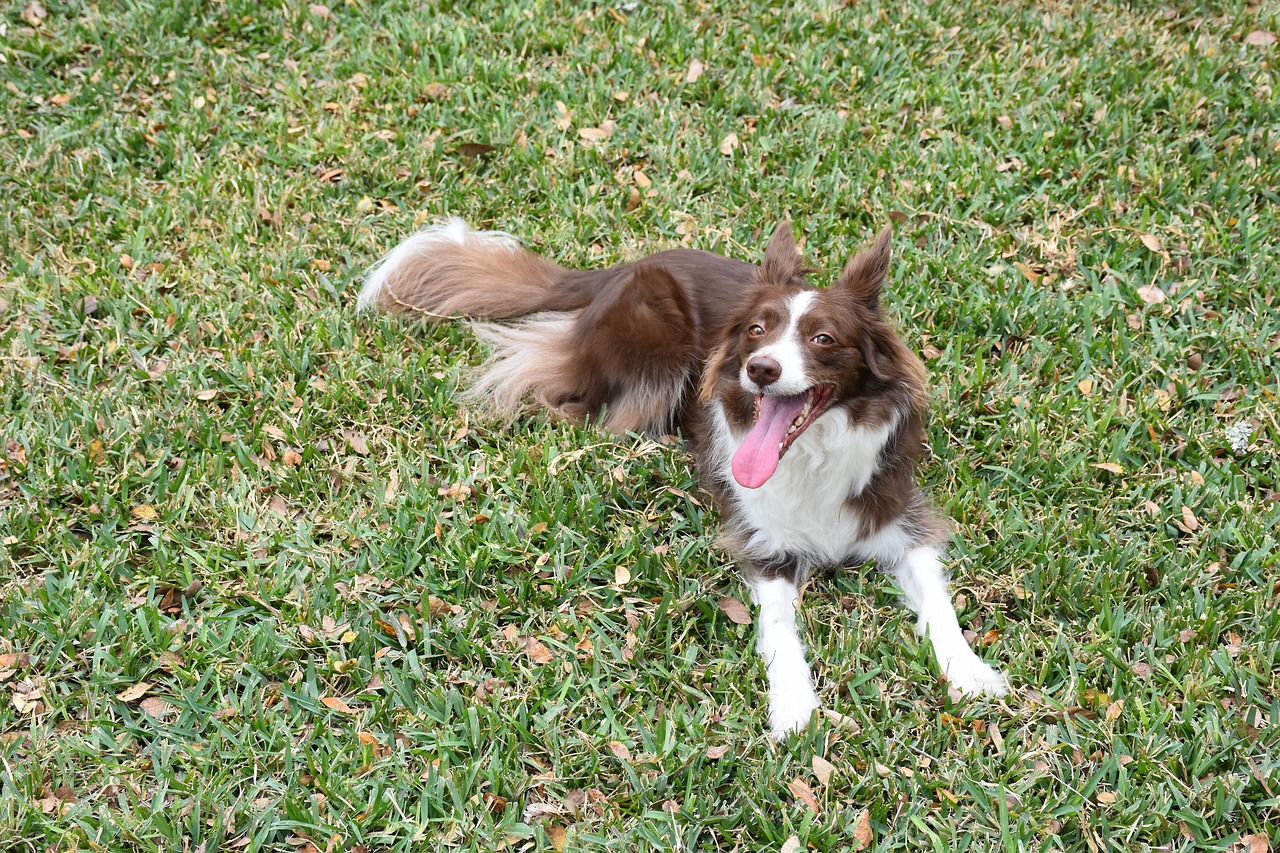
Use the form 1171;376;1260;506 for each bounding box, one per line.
703;222;923;489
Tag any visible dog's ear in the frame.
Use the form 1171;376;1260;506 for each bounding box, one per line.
836;226;892;311
759;221;807;284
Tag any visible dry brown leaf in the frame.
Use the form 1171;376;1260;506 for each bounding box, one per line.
423;82;450;99
0;653;31;670
1139;233;1163;253
1105;700;1124;722
578;122;615;142
705;744;729;760
553;101;573;130
685;58;704;83
1014;261;1042;284
545;825;567;852
779;837;802;853
812;755;835;785
852;808;873;850
1137;284;1167;305
1096;791;1117;804
344;431;370;455
357;732;379;746
117;682;152;703
309;4;331;18
283;449;302;468
22;1;47;24
608;741;631;761
719;132;740;155
614;565;631;585
1181;506;1200;532
131;504;159;521
1093;462;1124;475
1078;379;1094;395
1243;30;1277;46
787;777;819;815
716;596;752;625
140;696;174;719
521;636;554;664
320;696;357;714
1241;833;1269;853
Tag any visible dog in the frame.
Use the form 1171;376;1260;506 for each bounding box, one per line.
358;219;1009;738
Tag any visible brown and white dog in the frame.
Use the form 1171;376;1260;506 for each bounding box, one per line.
358;219;1008;738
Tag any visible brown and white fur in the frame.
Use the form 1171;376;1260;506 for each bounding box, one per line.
359;218;1008;738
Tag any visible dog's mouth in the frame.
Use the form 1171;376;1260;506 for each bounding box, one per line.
731;384;834;489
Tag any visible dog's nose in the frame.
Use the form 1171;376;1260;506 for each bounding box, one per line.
746;355;781;387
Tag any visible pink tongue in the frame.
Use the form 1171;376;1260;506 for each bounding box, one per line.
731;394;807;489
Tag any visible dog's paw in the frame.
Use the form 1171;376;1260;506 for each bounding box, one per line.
769;688;820;740
944;655;1009;698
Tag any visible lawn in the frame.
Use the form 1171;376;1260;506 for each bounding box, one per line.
1;0;1278;850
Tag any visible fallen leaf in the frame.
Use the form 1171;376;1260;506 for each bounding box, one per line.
1093;462;1124;475
423;82;450;99
1137;284;1167;305
719;132;740;156
685;58;704;83
1241;833;1269;853
22;1;47;25
608;741;631;761
117;682;152;703
1139;233;1163;253
309;4;330;18
1243;30;1276;46
578;121;615;142
521;636;554;664
1096;791;1117;804
779;837;802;853
1181;506;1200;532
344;432;370;455
705;744;729;760
131;504;159;521
1105;700;1124;722
0;653;31;670
140;696;175;719
852;808;873;849
788;777;819;815
812;755;835;785
1013;261;1042;284
614;565;631;585
553;101;572;130
716;596;752;625
545;825;567;852
320;696;357;714
1078;379;1094;395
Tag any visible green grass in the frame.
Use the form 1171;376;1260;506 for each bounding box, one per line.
2;0;1278;849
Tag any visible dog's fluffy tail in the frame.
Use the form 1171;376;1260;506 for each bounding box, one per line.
356;218;592;319
360;220;696;434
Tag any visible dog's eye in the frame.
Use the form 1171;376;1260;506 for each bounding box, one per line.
811;333;835;346
748;324;765;337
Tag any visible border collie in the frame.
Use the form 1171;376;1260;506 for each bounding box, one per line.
358;219;1008;738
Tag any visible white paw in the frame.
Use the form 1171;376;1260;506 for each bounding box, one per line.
769;687;820;740
944;653;1009;698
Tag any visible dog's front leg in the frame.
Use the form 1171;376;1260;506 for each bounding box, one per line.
750;575;820;739
889;546;1009;697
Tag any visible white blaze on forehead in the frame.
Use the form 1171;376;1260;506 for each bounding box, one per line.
741;289;817;395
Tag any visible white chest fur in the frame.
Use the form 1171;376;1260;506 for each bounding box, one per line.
707;402;899;568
